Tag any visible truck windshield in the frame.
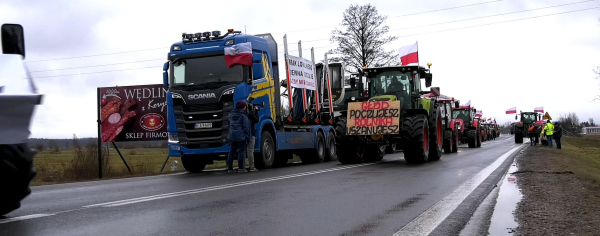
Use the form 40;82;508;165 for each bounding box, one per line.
453;109;470;121
171;56;244;87
370;71;411;96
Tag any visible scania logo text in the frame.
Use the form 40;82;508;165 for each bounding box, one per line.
188;93;216;100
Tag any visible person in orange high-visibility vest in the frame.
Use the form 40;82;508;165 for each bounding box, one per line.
528;125;537;146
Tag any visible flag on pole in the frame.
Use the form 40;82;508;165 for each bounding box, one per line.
534;107;544;113
398;42;418;66
224;42;252;68
506;107;516;114
487;118;492;121
460;100;471;109
476;110;483;117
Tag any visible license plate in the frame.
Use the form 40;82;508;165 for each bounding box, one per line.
194;123;212;129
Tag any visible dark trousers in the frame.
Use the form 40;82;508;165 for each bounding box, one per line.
227;140;246;170
547;135;553;147
555;137;562;149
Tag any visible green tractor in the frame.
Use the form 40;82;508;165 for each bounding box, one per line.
335;65;443;164
513;111;543;143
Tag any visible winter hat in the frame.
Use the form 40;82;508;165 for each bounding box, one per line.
236;101;247;109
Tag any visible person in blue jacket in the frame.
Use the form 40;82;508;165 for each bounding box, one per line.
227;101;251;173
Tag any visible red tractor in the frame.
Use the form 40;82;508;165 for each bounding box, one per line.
452;106;482;148
424;93;460;153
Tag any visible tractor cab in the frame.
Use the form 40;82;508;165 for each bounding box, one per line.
363;65;432;115
513;111;543;143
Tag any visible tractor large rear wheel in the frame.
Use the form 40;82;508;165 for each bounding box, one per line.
443;130;453;154
452;131;459;153
401;115;430;164
1;144;36;216
428;108;443;161
476;130;482;147
467;129;477;148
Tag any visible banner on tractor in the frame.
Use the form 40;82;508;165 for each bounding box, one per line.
287;55;316;91
98;84;168;143
346;101;401;135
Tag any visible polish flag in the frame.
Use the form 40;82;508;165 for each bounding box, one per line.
475;111;483;117
224;42;252;68
534;107;544;113
487;118;492;121
506;107;516;114
460;100;471;109
398;42;418;66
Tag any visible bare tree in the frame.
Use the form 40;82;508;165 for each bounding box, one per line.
589;117;596;127
330;4;398;72
559;112;582;135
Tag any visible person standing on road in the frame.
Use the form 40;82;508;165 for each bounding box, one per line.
245;100;259;172
529;125;536;146
543;120;555;148
227;101;251;173
554;121;563;150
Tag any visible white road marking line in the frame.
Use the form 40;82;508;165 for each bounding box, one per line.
0;214;55;224
393;144;524;236
84;163;376;208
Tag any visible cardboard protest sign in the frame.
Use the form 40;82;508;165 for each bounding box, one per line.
346;101;401;135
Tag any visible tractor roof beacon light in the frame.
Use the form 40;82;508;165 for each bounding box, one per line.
427;62;432;68
228;29;234;33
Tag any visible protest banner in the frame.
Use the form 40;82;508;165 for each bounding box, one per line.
346;101;401;135
287;55;316;90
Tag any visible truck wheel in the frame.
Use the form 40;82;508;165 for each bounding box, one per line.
515;129;523;143
443;130;452;154
385;142;397;154
452;131;459;153
428;107;443;161
0;144;36;216
467;129;477;148
325;131;338;161
401;114;429;164
256;131;275;169
301;132;325;163
181;156;207;173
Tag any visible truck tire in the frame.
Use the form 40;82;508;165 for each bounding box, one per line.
515;129;523;143
1;144;37;216
385;142;397;154
181;155;207;173
443;130;452;154
452;131;459;153
301;132;325;163
325;131;338;161
401;114;429;164
467;129;477;148
428;107;443;161
256;131;275;169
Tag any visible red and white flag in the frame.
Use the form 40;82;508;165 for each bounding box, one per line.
398;42;418;66
460;100;471;109
224;42;252;68
487;118;492;121
534;107;544;113
476;111;483;117
506;107;516;114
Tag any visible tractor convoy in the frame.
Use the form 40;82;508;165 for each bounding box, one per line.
162;29;511;172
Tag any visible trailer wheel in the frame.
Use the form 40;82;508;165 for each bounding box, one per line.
1;144;36;216
401;114;429;164
428;107;443;161
181;155;207;173
452;131;459;153
256;131;275;169
325;131;338;161
443;130;452;154
467;129;477;148
301;132;325;163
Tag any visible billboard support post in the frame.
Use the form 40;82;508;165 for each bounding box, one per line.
159;155;171;173
111;142;132;174
97;88;103;179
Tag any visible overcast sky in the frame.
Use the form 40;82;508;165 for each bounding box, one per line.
1;0;599;138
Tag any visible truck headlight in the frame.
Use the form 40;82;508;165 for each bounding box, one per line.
168;134;179;143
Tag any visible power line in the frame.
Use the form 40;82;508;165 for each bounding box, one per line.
25;47;166;63
29;58;165;73
26;1;503;63
32;66;161;79
278;0;597;46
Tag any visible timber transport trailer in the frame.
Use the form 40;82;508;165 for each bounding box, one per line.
164;31;343;172
513;111;542;143
451;106;482;148
335;65;444;164
0;24;43;216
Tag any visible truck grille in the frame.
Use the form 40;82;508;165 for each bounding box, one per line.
175;99;233;148
183;103;222;112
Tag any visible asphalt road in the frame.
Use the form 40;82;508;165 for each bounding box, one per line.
0;136;523;236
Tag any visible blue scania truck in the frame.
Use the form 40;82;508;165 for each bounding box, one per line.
163;29;342;172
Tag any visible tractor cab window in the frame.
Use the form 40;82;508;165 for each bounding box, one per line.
521;113;537;123
452;109;470;121
370;71;411;96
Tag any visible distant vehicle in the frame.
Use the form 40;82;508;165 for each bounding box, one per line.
0;23;43;216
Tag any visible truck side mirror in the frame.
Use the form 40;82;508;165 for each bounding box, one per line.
162;62;169;87
425;73;432;88
1;24;26;59
515;115;518;120
454;101;459;108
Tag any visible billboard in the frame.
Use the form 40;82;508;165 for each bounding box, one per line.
98;84;168;142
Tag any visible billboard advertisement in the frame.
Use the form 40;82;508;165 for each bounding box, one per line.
98;84;168;142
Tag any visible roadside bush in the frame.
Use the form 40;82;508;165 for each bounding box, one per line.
63;142;112;180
